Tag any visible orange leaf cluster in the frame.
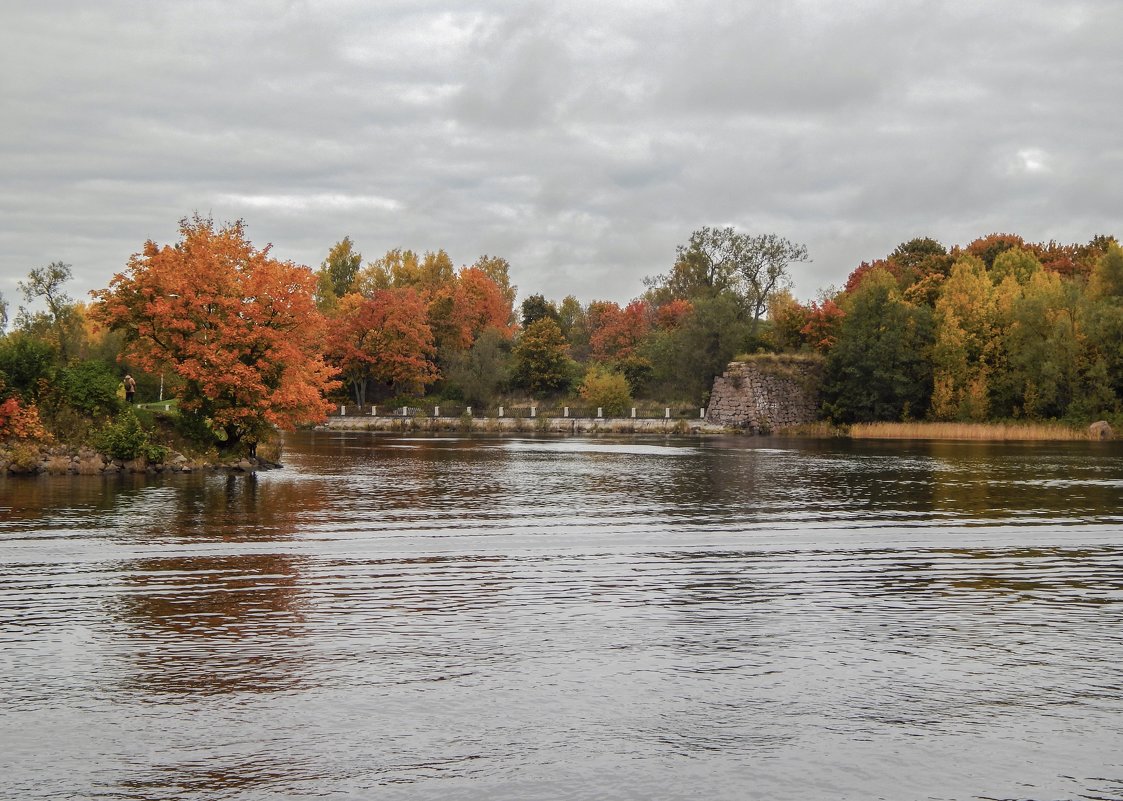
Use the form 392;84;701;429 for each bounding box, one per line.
0;387;46;442
588;300;651;362
92;216;339;436
327;289;438;393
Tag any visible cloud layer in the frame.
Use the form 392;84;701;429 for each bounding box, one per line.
3;0;1121;305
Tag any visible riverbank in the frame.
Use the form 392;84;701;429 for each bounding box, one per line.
849;420;1110;441
318;414;731;435
319;414;1116;442
0;442;281;476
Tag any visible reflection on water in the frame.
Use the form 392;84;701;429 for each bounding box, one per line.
2;432;1123;800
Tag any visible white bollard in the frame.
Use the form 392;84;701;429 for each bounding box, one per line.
372;405;377;416
665;407;670;418
700;407;706;418
530;406;536;418
466;406;472;416
499;406;504;417
564;406;569;418
435;405;440;417
597;407;603;419
340;404;345;416
631;407;636;418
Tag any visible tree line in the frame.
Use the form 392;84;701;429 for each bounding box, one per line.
2;215;1121;460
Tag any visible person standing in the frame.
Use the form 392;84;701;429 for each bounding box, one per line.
124;373;137;404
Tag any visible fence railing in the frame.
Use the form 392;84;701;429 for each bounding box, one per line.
327;404;708;419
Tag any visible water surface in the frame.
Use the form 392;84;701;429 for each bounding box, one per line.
2;432;1122;800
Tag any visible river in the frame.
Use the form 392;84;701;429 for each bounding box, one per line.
2;431;1122;800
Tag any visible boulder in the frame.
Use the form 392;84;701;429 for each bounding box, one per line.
1089;420;1114;440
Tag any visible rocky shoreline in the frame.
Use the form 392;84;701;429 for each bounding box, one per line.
0;443;281;476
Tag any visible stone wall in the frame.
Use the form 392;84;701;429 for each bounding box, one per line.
320;415;727;435
706;355;824;432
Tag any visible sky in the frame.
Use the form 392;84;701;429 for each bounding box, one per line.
2;0;1122;311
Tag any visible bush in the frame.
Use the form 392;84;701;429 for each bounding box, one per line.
93;411;151;461
578;366;632;416
57;360;121;416
0;334;57;399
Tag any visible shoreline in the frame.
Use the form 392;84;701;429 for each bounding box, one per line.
319;415;1114;442
317;414;732;435
0;442;281;477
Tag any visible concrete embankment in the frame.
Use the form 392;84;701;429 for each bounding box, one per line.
318;415;731;435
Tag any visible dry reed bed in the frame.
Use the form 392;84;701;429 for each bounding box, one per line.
849;421;1088;441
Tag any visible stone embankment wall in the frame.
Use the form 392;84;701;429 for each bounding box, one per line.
320;416;727;435
706;355;825;433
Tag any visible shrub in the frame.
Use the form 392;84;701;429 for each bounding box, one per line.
0;394;46;442
578;366;632;416
93;411;150;461
57;360;121;416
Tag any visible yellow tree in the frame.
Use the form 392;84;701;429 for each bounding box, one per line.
931;255;996;420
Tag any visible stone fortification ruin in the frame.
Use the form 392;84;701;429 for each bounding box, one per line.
706;355;825;433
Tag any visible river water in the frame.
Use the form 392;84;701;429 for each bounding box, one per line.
2;431;1123;800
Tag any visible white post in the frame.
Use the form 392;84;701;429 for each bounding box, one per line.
665;407;670;418
435;405;440;417
499;406;504;417
631;407;636;418
466;406;472;416
597;407;603;419
700;407;706;418
340;404;345;416
164;404;170;412
564;406;569;418
372;405;377;416
530;406;536;418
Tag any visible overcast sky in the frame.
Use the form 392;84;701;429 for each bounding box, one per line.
2;0;1121;310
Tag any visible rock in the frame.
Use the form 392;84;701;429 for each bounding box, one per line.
1089;420;1114;440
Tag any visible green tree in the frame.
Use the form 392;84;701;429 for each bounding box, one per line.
990;247;1042;286
1000;271;1091;418
315;236;363;309
17;261;80;363
642;293;748;402
1090;241;1123;299
557;295;589;358
56;360;122;416
512;318;572;394
520;293;559;328
444;327;512;406
0;332;57;399
823;268;934;422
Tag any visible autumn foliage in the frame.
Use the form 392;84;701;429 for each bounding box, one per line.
92;216;338;446
327;288;438;404
0;387;46;442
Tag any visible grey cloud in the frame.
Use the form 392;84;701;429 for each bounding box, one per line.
2;0;1122;307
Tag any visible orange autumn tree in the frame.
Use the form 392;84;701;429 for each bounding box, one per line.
91;216;338;449
326;288;438;405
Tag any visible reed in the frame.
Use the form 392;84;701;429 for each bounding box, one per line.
849;421;1088;441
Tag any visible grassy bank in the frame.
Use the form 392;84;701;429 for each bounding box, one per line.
849;421;1090;441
